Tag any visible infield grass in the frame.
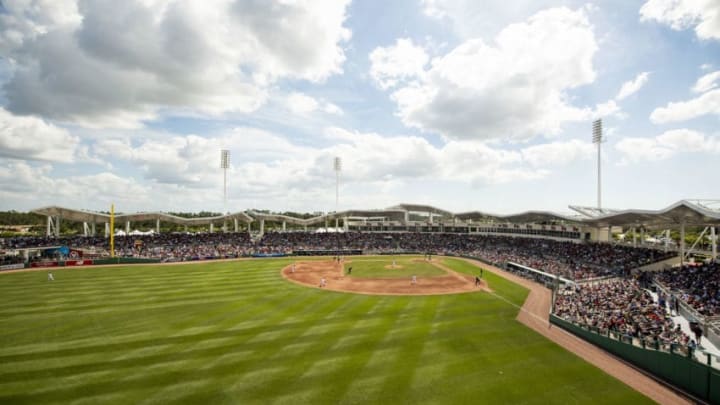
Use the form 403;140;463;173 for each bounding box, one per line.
0;257;653;404
344;256;446;278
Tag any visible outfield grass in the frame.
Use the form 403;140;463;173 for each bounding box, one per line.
0;258;652;404
344;256;446;278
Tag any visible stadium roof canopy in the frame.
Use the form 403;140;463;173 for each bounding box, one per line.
579;200;720;228
31;206;253;225
31;199;720;229
250;209;408;226
500;210;585;224
386;204;453;217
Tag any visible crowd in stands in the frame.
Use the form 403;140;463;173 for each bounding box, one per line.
0;231;673;279
654;262;720;317
0;255;24;266
258;232;672;280
554;279;691;349
1;233;253;262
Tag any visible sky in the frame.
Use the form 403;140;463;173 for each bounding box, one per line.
0;0;719;215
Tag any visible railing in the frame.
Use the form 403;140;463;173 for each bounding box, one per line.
654;280;720;349
550;314;720;404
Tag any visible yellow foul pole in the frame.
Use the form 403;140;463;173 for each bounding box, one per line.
110;203;115;258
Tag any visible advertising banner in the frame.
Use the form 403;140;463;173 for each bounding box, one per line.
65;260;93;266
30;261;59;268
0;263;25;271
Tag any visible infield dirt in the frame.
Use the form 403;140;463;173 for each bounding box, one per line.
282;258;491;295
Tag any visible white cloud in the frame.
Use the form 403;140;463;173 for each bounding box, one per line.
521;140;594;167
0;161;150;207
650;89;720;123
616;72;651;100
692;70;720;93
85;126;592;208
1;0;352;128
369;38;429;90
0;108;79;162
615;129;720;163
323;103;344;115
419;0;569;38
285;92;343;115
380;7;600;141
640;0;720;40
286;93;321;115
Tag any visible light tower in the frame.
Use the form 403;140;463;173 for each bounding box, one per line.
220;149;230;232
334;156;342;212
592;119;603;210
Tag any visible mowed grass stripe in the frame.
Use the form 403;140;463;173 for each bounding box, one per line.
0;258;653;404
217;294;386;403
0;264;286;343
0;265;325;401
0;263;274;302
0;274;320;367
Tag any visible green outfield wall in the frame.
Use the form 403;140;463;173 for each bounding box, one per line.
550;314;720;404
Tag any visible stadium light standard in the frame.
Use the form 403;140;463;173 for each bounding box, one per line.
221;149;230;232
592;119;603;210
334;156;342;213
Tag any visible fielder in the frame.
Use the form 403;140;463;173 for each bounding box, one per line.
48;272;54;281
411;275;417;285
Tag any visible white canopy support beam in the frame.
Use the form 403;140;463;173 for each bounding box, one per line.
156;218;160;234
83;222;90;237
711;226;717;261
686;226;708;258
125;221;130;234
260;219;265;236
680;221;685;266
234;218;239;232
209;223;214;233
91;222;96;236
282;221;286;232
105;223;110;238
55;215;61;237
46;216;53;237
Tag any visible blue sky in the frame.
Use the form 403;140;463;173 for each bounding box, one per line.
0;0;719;215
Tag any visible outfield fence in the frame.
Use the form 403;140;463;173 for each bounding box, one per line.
550;314;720;404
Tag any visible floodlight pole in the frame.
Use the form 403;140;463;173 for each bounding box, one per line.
221;149;230;232
592;119;603;210
334;157;342;229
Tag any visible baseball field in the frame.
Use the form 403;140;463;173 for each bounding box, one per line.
0;256;653;404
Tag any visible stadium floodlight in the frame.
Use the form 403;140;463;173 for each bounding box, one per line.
334;157;342;213
221;149;230;224
592;119;603;210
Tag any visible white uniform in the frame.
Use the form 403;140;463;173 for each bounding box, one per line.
411;275;417;285
291;263;296;273
320;277;326;287
48;272;54;281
